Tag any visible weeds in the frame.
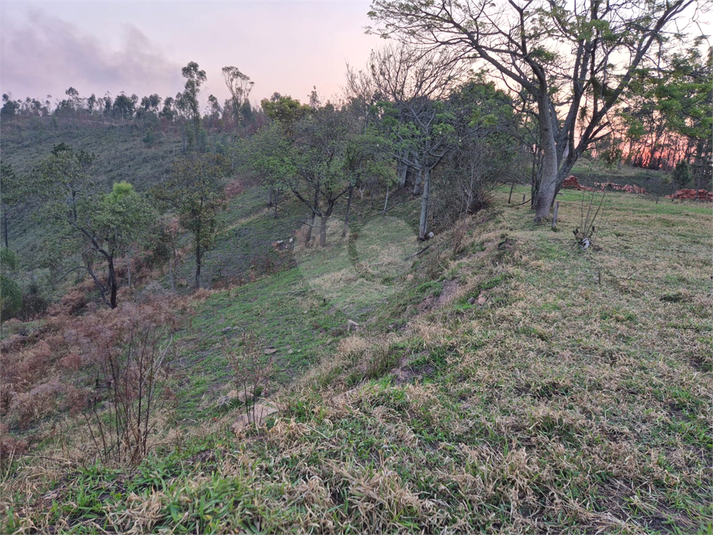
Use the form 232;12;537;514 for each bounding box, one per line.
81;301;177;465
574;190;606;249
226;331;274;426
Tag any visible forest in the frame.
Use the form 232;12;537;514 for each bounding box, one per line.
1;0;712;532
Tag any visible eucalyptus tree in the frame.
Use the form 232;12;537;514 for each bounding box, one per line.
222;66;254;129
369;0;698;221
179;61;207;151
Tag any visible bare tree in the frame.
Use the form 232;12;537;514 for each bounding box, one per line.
368;0;697;221
349;44;467;239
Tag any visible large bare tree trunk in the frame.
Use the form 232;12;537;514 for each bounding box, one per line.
533;95;558;222
194;241;201;289
319;216;329;247
397;158;408;188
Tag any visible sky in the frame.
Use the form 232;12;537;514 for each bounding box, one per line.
0;0;383;108
1;0;710;112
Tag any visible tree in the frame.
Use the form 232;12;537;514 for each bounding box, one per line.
180;62;207;151
153;154;229;289
369;0;697;221
33;146;153;308
139;94;162;118
160;96;175;121
1;94;18;118
222;66;254;130
436;78;519;223
113;93;136;121
356;44;464;239
261;94;312;135
247;122;294;217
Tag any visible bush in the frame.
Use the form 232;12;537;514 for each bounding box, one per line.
0;276;22;321
79;299;178;464
672;160;690;187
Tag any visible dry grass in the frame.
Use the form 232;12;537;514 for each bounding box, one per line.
1;187;711;534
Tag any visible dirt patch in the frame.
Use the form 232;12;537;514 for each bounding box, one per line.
437;280;460;307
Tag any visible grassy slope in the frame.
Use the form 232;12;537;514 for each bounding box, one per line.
2;187;712;534
1;116;183;266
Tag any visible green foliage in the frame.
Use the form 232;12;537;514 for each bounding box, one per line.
0;247;19;270
31;145;154;307
153;153;229;288
673;160;691;187
0;274;22;320
260;94;312;133
0;247;22;319
179;61;207;152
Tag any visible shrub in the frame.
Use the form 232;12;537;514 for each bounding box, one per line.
672;160;690;187
78;299;178;464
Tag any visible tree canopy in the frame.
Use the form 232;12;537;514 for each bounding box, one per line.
368;0;698;220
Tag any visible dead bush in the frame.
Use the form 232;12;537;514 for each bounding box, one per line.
78;300;178;465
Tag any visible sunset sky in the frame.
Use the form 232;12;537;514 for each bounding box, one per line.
1;0;382;108
2;1;710;112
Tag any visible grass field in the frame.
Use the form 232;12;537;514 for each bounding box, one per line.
1;185;711;534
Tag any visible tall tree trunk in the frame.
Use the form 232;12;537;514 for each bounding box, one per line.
319;215;329;247
194;241;201;289
533;94;558;222
413;168;422;196
321;201;336;247
342;186;354;239
108;259;118;309
305;188;320;246
398;158;408;188
418;169;431;240
305;212;315;245
383;183;390;215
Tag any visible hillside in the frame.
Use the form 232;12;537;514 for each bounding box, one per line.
2;186;711;534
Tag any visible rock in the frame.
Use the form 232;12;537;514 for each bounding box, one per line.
467;297;476;305
264;347;278;355
231;403;279;433
427;231;435;239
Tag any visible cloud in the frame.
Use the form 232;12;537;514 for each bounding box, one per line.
0;9;182;100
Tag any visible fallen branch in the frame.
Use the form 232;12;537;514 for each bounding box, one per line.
404;245;431;260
